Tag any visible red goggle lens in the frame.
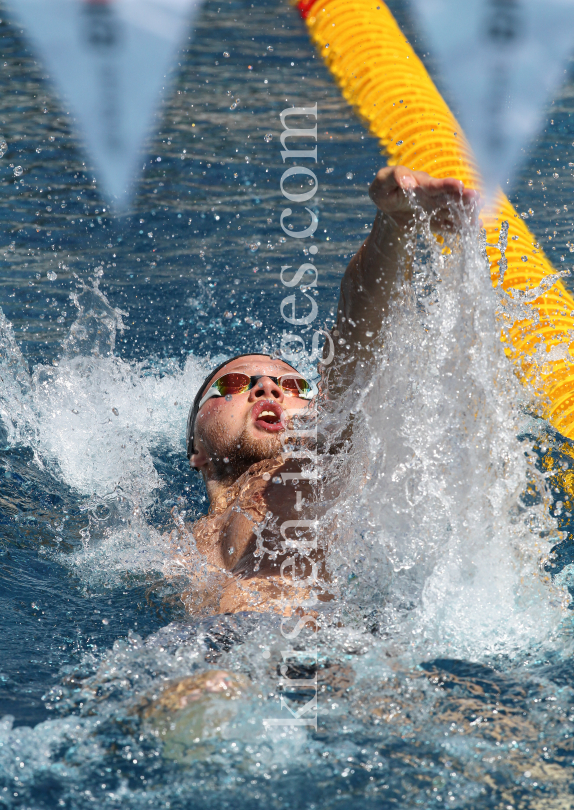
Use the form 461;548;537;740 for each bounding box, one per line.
279;375;313;398
213;373;252;396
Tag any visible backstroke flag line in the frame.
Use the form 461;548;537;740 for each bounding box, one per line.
410;0;574;198
7;0;204;209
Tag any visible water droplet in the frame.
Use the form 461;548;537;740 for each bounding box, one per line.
224;311;233;318
223;457;230;464
13;166;22;176
47;271;57;281
326;167;334;173
225;394;232;401
267;45;273;52
249;243;259;252
228;546;234;554
223;51;230;57
264;133;273;142
102;618;109;625
346;172;353;180
272;476;282;484
521;256;528;262
112;407;119;416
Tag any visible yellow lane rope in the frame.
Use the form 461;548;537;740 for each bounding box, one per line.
297;0;574;438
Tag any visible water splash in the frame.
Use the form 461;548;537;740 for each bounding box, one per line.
60;270;127;360
0;275;210;587
323;208;568;660
0;226;572;809
0;212;569;653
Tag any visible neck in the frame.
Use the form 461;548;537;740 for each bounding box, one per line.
203;455;263;506
205;476;232;505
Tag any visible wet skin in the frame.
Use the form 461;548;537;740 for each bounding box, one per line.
184;355;322;614
182;167;480;615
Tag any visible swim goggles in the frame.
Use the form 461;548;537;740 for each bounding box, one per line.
197;372;315;412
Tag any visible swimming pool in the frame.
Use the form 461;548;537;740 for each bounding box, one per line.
1;0;574;807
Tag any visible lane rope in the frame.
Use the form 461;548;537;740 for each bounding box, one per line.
297;0;574;438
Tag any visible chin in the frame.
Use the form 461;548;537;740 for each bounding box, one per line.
215;427;283;478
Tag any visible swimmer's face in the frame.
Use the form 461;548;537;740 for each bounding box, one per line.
190;354;312;479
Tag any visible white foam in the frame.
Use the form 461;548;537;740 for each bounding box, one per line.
0;279;207;501
30;352;204;501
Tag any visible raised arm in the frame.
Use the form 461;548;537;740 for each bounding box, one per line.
324;166;479;397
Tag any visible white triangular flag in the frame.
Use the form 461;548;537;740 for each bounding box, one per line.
7;0;205;209
410;0;574;196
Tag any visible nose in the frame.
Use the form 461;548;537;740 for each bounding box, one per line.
247;376;284;402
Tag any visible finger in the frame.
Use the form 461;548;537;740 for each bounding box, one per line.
414;185;480;210
425;182;481;212
371;166;424;196
413;193;466;215
370;166;481;222
371;165;404;192
417;178;465;198
432;176;465;193
370;167;420;213
369;167;402;204
395;166;426;191
461;189;482;208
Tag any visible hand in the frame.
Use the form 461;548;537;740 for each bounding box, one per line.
369;166;480;231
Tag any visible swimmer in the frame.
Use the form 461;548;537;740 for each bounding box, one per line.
180;166;479;615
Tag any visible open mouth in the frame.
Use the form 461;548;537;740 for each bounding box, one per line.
251;400;284;432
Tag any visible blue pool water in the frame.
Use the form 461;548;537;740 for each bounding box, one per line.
1;0;574;807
